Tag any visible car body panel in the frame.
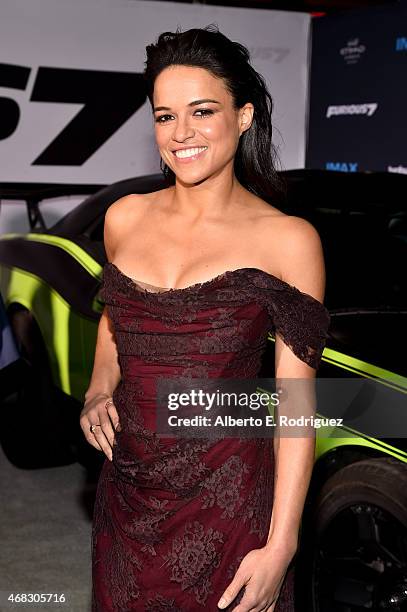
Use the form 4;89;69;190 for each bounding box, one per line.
1;170;406;473
0;233;103;399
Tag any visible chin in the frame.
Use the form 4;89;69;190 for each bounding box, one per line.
175;172;209;187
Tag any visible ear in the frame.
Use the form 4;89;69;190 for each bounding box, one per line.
239;102;254;134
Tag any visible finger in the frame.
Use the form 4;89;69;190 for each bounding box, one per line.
84;435;104;452
233;584;280;612
79;417;103;450
79;415;106;454
98;411;117;449
258;590;279;611
229;595;258;612
91;426;113;460
82;429;104;452
218;576;247;610
105;400;121;432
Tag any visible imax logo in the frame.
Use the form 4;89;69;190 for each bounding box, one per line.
326;162;358;172
395;37;407;51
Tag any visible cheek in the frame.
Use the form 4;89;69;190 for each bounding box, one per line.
155;128;166;148
201;120;235;143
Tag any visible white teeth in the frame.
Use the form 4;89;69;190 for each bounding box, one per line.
174;146;207;159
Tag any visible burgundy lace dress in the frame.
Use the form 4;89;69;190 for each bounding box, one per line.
91;262;330;612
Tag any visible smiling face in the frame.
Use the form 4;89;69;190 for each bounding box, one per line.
152;65;253;184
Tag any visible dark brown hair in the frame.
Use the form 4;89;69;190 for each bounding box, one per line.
143;24;286;205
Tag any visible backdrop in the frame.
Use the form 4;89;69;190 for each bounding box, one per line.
306;4;407;174
1;0;311;186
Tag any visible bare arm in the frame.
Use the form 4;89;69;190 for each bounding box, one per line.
216;217;328;611
79;196;132;460
266;217;327;554
84;309;121;404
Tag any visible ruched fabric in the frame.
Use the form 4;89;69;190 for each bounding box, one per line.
91;262;330;611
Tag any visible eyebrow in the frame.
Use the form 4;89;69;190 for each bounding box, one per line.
153;99;221;113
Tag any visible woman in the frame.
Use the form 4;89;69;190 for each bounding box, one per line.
81;25;330;611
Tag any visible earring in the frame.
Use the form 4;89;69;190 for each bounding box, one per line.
160;157;171;179
160;157;167;176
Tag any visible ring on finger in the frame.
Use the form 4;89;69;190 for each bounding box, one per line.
90;423;101;434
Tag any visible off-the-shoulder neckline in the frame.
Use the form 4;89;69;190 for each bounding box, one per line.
105;261;328;310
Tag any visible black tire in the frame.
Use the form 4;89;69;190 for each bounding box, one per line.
296;457;407;612
0;305;76;469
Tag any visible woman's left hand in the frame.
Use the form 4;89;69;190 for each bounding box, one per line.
217;541;296;611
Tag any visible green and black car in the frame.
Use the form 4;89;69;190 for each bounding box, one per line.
0;169;406;611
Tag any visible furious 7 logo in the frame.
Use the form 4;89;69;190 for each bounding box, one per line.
0;63;146;165
326;103;378;118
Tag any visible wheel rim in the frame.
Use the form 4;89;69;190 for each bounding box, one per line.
312;502;407;611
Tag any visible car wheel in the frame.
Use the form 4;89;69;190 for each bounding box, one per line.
297;457;407;612
1;305;76;468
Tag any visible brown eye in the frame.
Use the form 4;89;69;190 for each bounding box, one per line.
155;109;213;124
155;114;172;123
195;109;213;117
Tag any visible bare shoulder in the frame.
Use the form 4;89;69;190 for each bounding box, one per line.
245;195;321;249
105;191;153;224
261;212;326;299
277;215;323;251
103;191;155;259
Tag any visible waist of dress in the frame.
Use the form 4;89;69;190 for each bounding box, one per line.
118;353;264;383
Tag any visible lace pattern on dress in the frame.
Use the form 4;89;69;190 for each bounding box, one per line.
245;270;331;369
92;261;328;611
98;262;330;370
160;520;224;605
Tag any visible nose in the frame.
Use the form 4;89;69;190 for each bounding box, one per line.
172;113;195;143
